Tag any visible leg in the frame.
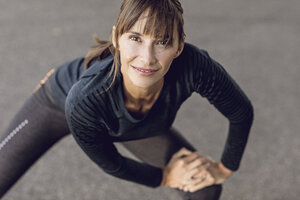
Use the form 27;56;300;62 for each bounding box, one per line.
0;81;70;198
120;128;222;200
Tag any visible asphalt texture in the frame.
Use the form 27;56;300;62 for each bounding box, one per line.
0;0;299;199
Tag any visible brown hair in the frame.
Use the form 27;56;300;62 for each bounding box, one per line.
84;0;185;86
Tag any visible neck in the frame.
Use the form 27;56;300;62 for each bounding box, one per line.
122;78;164;106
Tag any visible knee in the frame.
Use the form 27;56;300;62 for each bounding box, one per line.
179;184;222;200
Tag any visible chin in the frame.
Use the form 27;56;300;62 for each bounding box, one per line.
131;77;159;89
133;81;155;89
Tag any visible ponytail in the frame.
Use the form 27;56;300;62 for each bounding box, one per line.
84;35;120;88
83;34;115;69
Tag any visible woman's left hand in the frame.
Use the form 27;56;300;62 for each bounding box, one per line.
180;155;233;193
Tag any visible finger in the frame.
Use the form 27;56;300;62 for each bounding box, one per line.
183;169;207;186
205;155;215;163
185;159;203;171
186;157;210;171
172;147;193;159
186;166;210;181
181;152;201;163
182;168;200;184
188;173;215;193
182;160;210;183
199;162;211;171
192;167;209;179
188;170;207;181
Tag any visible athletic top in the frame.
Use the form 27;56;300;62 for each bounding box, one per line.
48;43;253;188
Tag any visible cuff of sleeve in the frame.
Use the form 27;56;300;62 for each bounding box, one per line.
221;158;239;171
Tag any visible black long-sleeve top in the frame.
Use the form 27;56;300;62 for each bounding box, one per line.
48;43;254;188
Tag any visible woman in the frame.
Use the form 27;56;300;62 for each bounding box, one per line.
0;0;253;199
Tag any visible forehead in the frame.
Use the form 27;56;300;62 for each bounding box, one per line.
129;10;152;32
129;14;152;35
130;15;150;33
126;9;178;40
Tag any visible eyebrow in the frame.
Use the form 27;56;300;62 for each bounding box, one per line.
127;31;170;41
127;31;143;36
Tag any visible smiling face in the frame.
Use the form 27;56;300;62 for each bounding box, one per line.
114;12;184;90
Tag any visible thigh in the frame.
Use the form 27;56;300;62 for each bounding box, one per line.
177;185;222;200
120;128;222;200
120;127;196;168
0;83;70;197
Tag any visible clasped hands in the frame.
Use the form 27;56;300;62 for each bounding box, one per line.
160;147;233;193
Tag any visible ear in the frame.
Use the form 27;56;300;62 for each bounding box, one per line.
174;41;185;58
112;26;117;48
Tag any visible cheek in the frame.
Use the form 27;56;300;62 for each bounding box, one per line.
119;43;138;63
126;47;138;59
158;52;176;69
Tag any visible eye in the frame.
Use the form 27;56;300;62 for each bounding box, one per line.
129;35;141;42
156;40;167;46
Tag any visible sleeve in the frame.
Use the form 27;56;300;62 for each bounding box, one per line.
186;44;254;171
64;86;163;187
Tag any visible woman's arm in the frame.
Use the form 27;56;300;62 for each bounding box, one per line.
185;43;254;171
64;85;163;188
163;44;253;192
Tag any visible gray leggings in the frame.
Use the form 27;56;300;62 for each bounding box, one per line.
0;80;222;199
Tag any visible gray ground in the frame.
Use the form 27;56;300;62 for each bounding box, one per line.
0;0;299;199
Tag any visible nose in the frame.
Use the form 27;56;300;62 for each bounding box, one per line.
140;44;157;66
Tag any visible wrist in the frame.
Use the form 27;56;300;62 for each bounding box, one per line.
160;168;168;186
218;162;233;178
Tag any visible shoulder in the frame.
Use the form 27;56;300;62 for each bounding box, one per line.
65;55;114;107
80;55;114;79
179;42;210;60
171;42;213;74
168;42;212;77
57;57;85;69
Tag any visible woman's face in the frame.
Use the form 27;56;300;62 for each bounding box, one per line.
115;15;184;89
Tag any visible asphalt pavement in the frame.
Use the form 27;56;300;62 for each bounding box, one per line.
0;0;299;199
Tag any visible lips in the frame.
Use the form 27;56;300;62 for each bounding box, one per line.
131;65;159;76
132;66;159;72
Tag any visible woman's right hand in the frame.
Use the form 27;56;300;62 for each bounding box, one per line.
160;147;211;190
